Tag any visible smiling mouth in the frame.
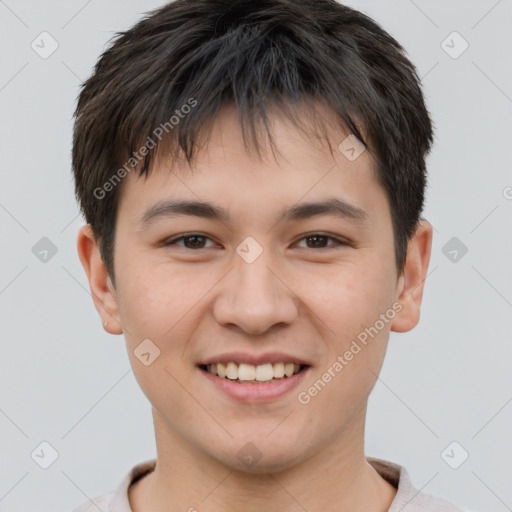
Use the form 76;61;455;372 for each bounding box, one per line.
199;362;308;384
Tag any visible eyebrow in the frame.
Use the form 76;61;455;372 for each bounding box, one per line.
138;197;369;228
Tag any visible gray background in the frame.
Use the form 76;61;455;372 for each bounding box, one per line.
0;0;510;510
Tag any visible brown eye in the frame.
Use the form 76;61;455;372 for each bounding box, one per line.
162;234;216;249
296;234;347;249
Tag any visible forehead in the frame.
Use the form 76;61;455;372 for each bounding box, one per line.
116;101;385;225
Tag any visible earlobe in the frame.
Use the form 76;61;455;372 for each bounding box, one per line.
76;224;124;335
390;220;433;333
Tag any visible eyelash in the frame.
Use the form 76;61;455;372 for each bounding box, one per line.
161;233;350;250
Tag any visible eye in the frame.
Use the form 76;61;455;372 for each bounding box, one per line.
161;234;217;249
161;232;350;251
295;233;348;250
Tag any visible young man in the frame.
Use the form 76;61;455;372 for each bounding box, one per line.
72;0;467;510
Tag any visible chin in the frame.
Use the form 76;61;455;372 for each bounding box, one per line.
213;442;309;475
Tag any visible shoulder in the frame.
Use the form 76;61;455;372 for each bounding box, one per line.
367;456;468;512
69;459;157;512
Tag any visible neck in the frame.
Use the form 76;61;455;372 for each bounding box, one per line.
129;408;397;512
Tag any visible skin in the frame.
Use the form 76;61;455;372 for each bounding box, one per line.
77;102;433;512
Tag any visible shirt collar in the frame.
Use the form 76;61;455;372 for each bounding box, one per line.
107;456;458;512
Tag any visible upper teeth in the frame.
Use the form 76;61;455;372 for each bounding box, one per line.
206;362;302;381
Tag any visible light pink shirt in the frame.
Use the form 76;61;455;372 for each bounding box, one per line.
72;457;468;511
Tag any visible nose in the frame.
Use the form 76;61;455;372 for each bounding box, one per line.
212;248;298;335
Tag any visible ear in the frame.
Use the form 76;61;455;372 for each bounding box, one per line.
76;224;123;335
390;219;433;333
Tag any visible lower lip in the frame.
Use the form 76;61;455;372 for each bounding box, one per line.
199;366;311;403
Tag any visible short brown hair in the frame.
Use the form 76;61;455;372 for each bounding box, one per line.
72;0;434;287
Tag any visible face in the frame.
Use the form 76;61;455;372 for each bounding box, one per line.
79;102;431;474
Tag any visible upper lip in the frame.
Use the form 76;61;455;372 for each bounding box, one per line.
199;351;312;367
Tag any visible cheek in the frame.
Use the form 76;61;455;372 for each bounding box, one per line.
116;261;210;342
299;262;395;398
117;269;200;407
116;262;217;399
303;261;394;338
